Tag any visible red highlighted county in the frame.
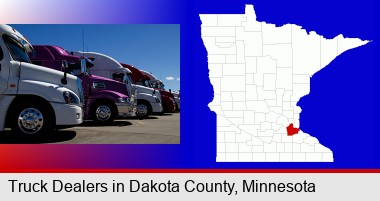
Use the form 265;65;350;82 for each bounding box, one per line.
287;123;299;136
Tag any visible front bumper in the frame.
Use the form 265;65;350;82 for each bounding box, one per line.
151;102;163;113
116;102;136;117
51;103;83;125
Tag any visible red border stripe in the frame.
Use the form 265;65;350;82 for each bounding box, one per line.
1;169;380;173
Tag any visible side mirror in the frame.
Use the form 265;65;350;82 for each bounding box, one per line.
169;89;172;93
61;60;68;85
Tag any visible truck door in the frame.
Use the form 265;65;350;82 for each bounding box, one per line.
0;43;8;94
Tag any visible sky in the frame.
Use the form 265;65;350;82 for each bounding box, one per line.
10;24;180;91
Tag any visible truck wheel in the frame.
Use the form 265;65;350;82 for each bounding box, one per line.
11;102;54;137
92;102;115;124
136;102;151;118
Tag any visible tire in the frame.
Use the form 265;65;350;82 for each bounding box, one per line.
136;101;151;118
10;101;54;137
91;102;116;125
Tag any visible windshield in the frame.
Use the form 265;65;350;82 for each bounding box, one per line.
125;74;134;84
151;82;165;90
68;58;93;76
144;80;150;87
159;83;165;90
67;61;81;75
3;35;31;63
112;73;125;83
136;79;150;87
150;82;157;88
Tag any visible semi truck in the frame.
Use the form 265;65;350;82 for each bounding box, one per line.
140;70;180;111
72;52;162;118
0;24;83;136
29;45;136;124
122;64;176;113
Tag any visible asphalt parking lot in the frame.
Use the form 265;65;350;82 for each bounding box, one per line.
0;113;180;144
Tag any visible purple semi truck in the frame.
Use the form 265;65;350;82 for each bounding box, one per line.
29;45;136;124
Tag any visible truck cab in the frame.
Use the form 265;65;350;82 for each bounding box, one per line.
141;70;180;111
123;64;176;113
0;25;83;136
72;52;162;118
29;45;135;124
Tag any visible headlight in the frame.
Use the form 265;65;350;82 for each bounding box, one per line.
63;91;80;105
118;97;130;103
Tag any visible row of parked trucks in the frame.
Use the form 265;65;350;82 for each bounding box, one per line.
0;24;179;137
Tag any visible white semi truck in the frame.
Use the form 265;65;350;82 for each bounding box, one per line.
0;24;83;137
72;52;163;118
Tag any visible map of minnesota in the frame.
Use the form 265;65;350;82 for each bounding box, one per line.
200;5;369;162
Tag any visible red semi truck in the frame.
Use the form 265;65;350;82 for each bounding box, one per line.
141;70;180;111
121;63;176;113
